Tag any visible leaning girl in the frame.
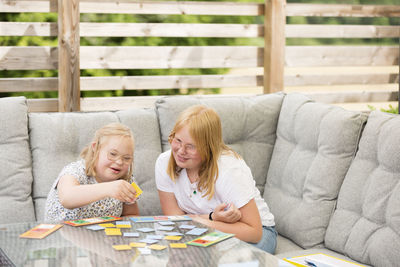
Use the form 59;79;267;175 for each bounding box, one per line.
155;105;277;254
45;122;139;222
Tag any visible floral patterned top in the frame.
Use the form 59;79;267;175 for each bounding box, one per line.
44;159;135;222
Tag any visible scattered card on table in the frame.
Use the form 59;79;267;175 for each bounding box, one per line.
164;235;182;241
112;244;132;251
130;242;146;248
20;224;63;239
170;243;187;248
179;224;196;229
185;228;208;235
187;231;234;247
149;244;167;250
63;216;121;226
139;238;159;244
165;232;183;236
158;221;175;226
99;223;115;228
146;234;163;240
138;247;151;254
116;224;131;229
123;232;139;237
137;227;154;233
105;228;122;236
158;226;174;231
86;225;105;231
116;221;131;226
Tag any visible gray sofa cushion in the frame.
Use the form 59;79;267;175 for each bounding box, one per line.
264;93;367;249
29;109;162;220
325;110;400;267
155;93;284;195
116;109;163;216
275;235;303;255
0;97;35;223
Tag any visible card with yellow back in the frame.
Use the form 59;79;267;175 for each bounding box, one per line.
131;181;143;198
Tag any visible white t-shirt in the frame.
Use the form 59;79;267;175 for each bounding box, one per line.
155;150;275;227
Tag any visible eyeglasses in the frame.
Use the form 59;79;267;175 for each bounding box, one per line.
107;150;133;164
171;137;197;155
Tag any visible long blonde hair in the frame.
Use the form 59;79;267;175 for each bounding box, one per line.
167;105;239;199
80;122;135;181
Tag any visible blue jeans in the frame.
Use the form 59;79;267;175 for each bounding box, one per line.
250;225;277;254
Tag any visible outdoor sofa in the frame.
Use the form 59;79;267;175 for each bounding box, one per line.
1;92;399;267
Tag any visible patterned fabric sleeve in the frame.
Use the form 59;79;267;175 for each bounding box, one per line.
58;159;91;185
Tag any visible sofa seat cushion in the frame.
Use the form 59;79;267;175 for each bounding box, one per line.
155;93;284;195
325;110;400;267
29;108;162;220
275;234;303;255
264;93;367;249
0;97;35;223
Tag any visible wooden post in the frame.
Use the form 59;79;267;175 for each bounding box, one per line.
264;0;286;93
58;0;80;112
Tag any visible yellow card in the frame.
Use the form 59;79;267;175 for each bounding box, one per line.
99;223;115;228
149;244;167;250
164;235;182;241
112;244;132;251
169;243;187;248
105;228;122;236
130;242;146;248
116;224;131;228
131;181;143;198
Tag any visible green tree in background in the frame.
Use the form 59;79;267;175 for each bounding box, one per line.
0;0;398;99
0;2;262;99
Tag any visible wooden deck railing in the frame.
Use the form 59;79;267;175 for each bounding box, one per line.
0;0;399;112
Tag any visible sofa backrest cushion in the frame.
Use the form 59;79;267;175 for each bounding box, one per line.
29;108;162;221
0;97;36;223
324;110;400;267
263;93;367;249
155;93;284;195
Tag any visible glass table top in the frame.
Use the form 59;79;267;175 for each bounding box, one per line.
0;218;279;267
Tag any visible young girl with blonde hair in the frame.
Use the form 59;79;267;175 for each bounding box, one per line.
155;105;276;253
45;122;139;222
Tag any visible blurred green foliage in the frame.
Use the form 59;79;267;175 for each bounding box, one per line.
0;0;399;99
368;104;399;114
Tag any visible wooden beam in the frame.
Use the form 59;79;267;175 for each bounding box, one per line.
79;46;262;69
2;46;398;71
79;0;263;16
264;0;285;93
286;25;400;39
2;22;398;39
286;3;400;17
58;0;80;112
286;46;399;67
285;73;399;86
0;0;58;12
79;22;262;38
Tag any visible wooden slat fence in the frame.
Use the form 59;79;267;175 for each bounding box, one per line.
0;0;399;112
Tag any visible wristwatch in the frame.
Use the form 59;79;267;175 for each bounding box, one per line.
209;211;214;221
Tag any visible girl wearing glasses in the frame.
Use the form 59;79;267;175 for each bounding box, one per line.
155;105;277;254
45;123;139;222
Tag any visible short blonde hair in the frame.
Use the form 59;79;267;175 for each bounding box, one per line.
167;105;238;199
80;122;135;181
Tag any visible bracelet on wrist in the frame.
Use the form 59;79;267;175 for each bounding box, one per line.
209;211;214;221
